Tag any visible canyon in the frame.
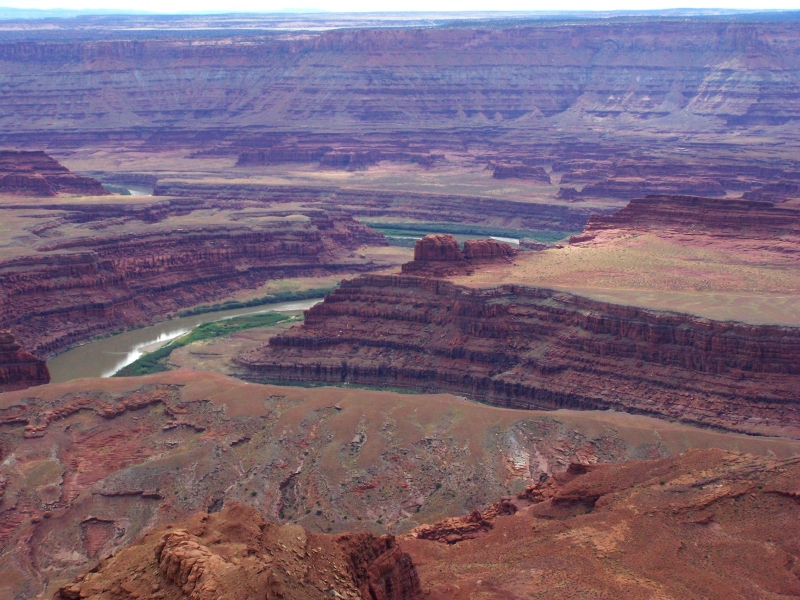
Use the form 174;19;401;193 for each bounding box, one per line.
0;154;395;363
0;209;387;359
579;194;800;241
237;234;800;439
0;150;108;197
0;330;49;392
2;11;800;599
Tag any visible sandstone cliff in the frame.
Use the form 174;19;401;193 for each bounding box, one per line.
238;275;800;438
579;194;800;240
4;19;800;138
400;235;515;276
57;502;421;600
0;150;107;196
0;212;385;357
0;329;49;391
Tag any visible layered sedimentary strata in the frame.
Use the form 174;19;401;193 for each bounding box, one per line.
0;150;107;196
151;182;594;232
404;448;800;599
57;502;421;600
0;329;49;391
578;194;800;240
0;213;385;357
401;235;515;276
238;275;800;437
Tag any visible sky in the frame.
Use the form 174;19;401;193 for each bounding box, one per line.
2;0;799;13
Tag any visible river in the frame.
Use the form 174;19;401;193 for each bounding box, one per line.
46;299;321;384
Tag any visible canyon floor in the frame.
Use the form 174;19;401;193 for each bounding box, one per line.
2;10;800;599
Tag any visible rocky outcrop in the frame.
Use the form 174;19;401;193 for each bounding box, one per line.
412;234;463;262
559;178;726;200
403;448;800;599
0;213;386;357
401;235;515;276
462;238;516;261
407;499;516;545
578;194;800;240
0;150;107;196
57;502;422;600
743;181;800;202
238;275;800;438
0;329;49;392
492;164;550;183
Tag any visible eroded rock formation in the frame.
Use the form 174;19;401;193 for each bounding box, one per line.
403;448;800;598
401;235;515;276
0;329;49;392
0;151;107;196
151;182;594;233
57;502;421;600
238;275;800;438
578;194;800;240
0;213;385;357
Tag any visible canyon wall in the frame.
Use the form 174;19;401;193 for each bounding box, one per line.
150;182;595;232
2;19;800;138
238;274;800;438
580;194;800;238
0;211;385;357
0;150;107;196
0;330;49;391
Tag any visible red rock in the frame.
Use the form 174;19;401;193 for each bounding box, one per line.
0;151;107;196
0;213;386;357
413;234;463;262
57;502;421;600
404;449;800;599
401;235;515;276
462;239;516;261
0;330;49;392
239;275;800;438
492;164;551;183
581;194;800;239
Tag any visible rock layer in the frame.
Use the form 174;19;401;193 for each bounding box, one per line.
0;329;49;391
401;235;515;276
0;213;385;357
57;502;421;600
238;275;800;438
580;194;800;240
0;150;107;196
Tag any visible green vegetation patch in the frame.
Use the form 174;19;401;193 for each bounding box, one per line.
115;312;296;377
362;221;575;244
178;287;334;317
